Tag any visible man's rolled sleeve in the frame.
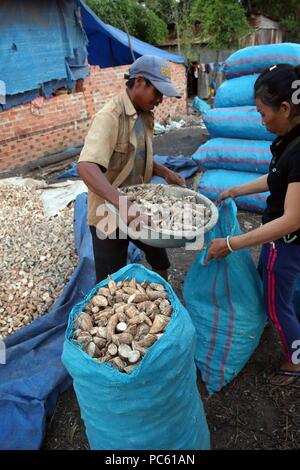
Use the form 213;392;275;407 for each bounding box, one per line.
78;111;119;169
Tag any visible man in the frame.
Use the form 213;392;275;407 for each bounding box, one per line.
78;55;186;284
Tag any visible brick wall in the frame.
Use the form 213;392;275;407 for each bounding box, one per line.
0;62;187;171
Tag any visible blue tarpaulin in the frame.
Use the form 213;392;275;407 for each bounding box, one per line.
0;192;139;450
153;155;199;179
0;0;89;110
80;1;185;68
56;155;199;180
0;0;183;110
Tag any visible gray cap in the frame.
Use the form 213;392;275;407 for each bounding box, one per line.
128;55;181;98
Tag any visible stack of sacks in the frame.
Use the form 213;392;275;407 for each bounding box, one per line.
193;43;300;213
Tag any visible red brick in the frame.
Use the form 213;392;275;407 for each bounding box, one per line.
0;62;186;171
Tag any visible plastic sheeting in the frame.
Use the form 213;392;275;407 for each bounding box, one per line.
197;169;269;213
193;137;272;174
203;106;276;141
0;0;89;110
39;180;87;217
0;192;139;450
154;120;186;135
224;43;300;79
214;74;259;108
80;0;185;68
62;263;210;450
56;155;199;181
153;155;199;179
183;199;266;394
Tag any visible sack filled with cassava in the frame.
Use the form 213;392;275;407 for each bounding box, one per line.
197;169;269;213
224;42;300;79
62;263;210;450
183;199;266;394
214;74;258;108
203;106;276;141
192;137;272;174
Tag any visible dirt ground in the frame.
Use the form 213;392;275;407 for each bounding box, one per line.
42;125;300;450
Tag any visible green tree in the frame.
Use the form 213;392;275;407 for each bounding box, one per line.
132;3;168;45
85;0;167;45
141;0;195;57
192;0;250;61
241;0;300;42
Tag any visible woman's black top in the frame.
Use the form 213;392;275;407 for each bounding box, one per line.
262;123;300;244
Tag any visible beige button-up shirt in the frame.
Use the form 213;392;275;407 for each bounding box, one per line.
78;91;154;230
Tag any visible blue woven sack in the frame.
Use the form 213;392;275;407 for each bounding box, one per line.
224;42;300;78
193;137;272;174
197;169;269;213
183;199;266;394
193;96;211;114
203;106;276;141
214;74;258;108
62;264;210;450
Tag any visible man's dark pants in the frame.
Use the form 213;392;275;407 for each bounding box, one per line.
90;226;170;284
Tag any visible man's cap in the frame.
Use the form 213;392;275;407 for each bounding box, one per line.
127;55;181;98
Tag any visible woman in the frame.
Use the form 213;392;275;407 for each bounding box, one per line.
206;64;300;386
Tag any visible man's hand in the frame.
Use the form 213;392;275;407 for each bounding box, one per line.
216;187;239;203
153;161;186;187
121;201;152;230
165;169;186;187
205;238;230;264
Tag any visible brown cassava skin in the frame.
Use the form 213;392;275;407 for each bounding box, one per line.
106;313;119;342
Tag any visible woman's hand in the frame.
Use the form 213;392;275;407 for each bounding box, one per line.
165;169;186;187
205;238;230;263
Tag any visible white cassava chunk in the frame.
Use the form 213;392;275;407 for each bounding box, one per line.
107;343;118;356
127;350;141;364
118;344;132;359
86;342;101;358
116;321;127;332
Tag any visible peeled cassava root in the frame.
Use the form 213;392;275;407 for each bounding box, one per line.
0;185;78;340
120;184;212;232
72;277;173;373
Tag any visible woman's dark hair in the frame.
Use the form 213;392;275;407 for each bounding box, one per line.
126;77;152;89
254;64;300;117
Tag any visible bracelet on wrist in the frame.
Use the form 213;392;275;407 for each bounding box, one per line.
226;235;234;253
